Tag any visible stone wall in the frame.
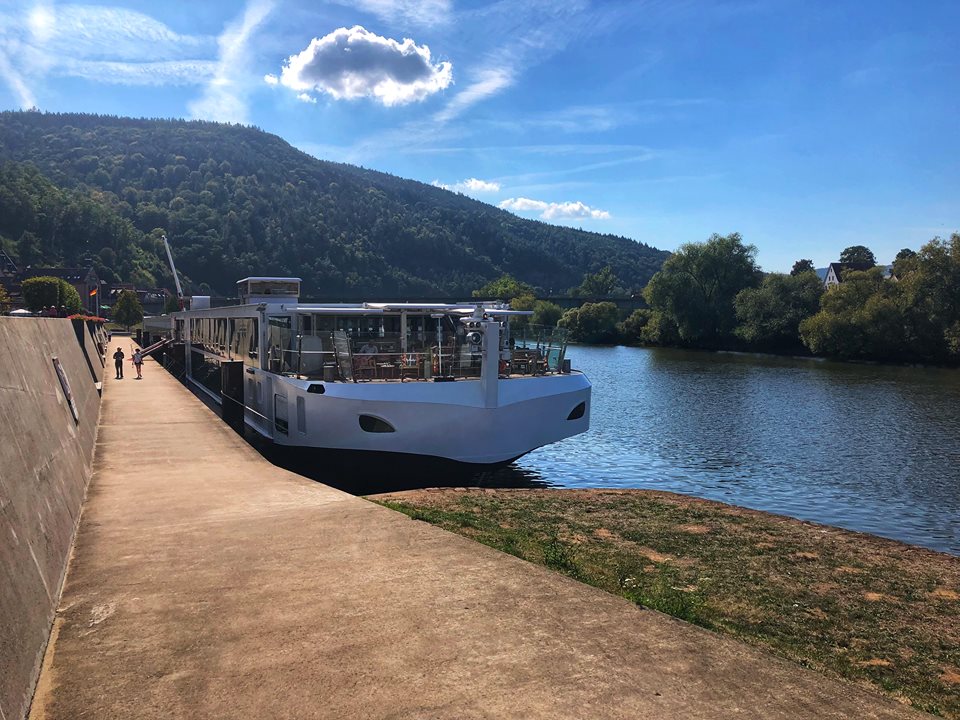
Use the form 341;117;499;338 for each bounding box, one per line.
0;318;103;720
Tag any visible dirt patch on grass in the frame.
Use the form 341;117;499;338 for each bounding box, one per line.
931;588;960;601
941;669;960;685
676;523;712;535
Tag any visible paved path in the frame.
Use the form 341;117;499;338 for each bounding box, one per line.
30;353;926;719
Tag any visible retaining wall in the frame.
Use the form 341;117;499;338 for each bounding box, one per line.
0;318;103;720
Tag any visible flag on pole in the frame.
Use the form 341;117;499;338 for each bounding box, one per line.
89;287;98;296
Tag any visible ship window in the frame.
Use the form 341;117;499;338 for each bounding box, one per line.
359;415;395;433
567;402;586;420
297;396;306;434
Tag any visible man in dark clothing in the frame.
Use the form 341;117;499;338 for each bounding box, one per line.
113;347;125;379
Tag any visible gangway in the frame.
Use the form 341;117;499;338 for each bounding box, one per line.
140;337;171;356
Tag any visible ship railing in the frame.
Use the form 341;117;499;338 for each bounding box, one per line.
275;348;343;380
273;331;570;382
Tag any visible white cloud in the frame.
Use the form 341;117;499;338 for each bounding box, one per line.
188;0;274;123
60;59;217;86
433;65;512;123
264;73;279;85
328;0;451;27
432;177;501;193
30;5;209;62
0;3;216;101
296;92;316;104
499;197;610;220
0;49;36;107
275;26;452;107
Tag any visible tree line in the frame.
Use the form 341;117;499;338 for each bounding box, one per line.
490;233;959;365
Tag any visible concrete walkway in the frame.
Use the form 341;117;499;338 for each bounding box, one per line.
30;350;926;719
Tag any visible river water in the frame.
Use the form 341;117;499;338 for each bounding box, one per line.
500;345;960;555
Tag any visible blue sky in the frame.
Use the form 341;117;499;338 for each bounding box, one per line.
0;0;957;272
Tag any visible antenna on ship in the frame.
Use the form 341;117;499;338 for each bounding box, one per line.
161;235;185;311
431;313;445;377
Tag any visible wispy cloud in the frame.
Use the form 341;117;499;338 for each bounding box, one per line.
0;3;216;102
499;196;610;220
270;25;451;107
433;65;513;123
188;0;274;123
328;0;451;27
490;99;712;134
431;177;501;193
424;0;607;125
0;49;36;107
61;59;217;86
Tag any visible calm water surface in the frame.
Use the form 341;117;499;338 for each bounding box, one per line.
500;346;960;554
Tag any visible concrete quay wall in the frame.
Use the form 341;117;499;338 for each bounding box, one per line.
0;318;103;720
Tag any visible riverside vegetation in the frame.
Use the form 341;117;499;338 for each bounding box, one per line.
511;233;958;365
374;489;960;718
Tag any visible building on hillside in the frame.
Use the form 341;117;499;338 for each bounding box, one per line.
18;266;100;314
823;262;873;289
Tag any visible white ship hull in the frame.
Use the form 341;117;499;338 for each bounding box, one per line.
240;368;590;465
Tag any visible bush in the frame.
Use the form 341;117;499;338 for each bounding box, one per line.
559;301;621;343
531;300;563;327
21;276;82;313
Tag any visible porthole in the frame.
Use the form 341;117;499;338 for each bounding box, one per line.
567;402;586;420
359;415;395;433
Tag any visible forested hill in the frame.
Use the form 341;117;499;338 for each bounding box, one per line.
0;111;669;297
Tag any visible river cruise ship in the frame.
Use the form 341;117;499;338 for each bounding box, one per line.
157;277;590;466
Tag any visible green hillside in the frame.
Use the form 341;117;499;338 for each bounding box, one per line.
0;111;669;297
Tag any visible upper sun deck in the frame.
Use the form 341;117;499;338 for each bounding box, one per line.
237;277;302;304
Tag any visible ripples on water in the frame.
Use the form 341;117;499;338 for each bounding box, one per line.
492;346;960;555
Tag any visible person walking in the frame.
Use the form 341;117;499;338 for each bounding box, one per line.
133;349;143;379
113;347;125;379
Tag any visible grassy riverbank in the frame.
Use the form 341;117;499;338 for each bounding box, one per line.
371;489;960;717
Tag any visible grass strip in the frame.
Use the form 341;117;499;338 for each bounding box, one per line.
371;488;960;718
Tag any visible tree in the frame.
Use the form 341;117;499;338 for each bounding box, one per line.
891;248;918;277
839;245;876;267
531;300;563;327
17;230;41;266
643;233;762;346
22;276;61;311
163;294;180;314
508;292;536;332
114;289;143;330
21;276;82;314
0;282;10;312
59;281;82;314
576;265;618;297
473;274;535;300
799;267;905;359
791;259;815;276
558;302;621;343
734;271;823;351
